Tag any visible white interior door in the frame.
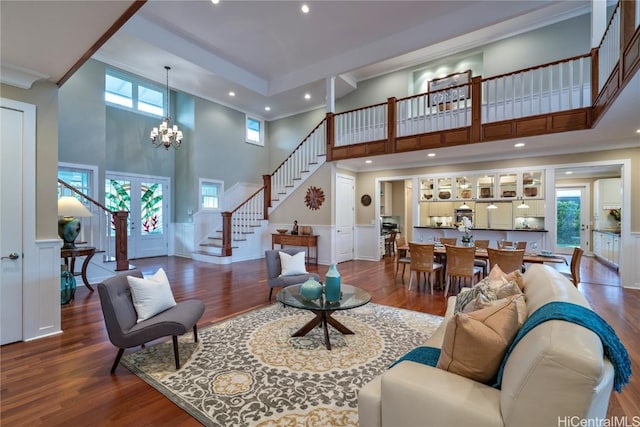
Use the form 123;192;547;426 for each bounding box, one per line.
335;174;355;263
1;106;24;345
106;173;170;259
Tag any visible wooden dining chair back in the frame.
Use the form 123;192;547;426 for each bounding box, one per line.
395;236;411;281
473;239;490;277
487;248;526;275
444;245;482;296
385;231;398;256
408;242;443;294
439;237;457;246
566;247;584;286
497;240;527;250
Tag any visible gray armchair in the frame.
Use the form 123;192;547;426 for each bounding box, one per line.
97;270;205;374
265;249;320;300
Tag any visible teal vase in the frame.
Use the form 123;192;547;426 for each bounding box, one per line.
324;263;341;302
300;277;323;300
60;265;76;305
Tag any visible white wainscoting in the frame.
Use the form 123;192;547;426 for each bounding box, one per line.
172;222;195;257
355;224;382;261
23;239;62;341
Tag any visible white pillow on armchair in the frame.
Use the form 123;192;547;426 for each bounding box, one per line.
279;251;307;276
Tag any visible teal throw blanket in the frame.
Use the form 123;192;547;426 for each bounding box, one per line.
390;346;441;368
494;301;631;392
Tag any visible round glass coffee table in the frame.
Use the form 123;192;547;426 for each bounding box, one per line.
276;283;371;350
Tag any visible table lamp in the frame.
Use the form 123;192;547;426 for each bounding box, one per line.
58;196;92;249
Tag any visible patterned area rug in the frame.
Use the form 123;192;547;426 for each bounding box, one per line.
121;303;443;427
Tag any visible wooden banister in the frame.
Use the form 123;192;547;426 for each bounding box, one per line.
58;179;129;271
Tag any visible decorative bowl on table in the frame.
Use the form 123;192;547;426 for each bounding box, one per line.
540;250;553;256
276;229;288;234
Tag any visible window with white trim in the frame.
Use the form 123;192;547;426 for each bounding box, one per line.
105;70;164;117
245;115;264;146
199;179;224;210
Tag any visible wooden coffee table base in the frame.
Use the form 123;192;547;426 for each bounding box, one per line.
292;310;354;350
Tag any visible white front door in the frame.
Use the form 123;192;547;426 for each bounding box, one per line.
336;174;355;263
1;105;24;345
106;173;170;259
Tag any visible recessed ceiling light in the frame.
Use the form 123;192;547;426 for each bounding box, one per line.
427;153;436;157
211;0;220;4
301;4;309;14
514;142;525;148
304;93;311;100
636;129;640;133
365;160;372;164
565;171;573;175
264;106;271;111
228;91;235;97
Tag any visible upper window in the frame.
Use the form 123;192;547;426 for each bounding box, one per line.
199;179;224;210
105;70;164;117
245;115;264;146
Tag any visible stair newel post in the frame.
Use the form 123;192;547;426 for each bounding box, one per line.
113;211;129;271
386;97;396;153
263;175;271;219
221;211;232;256
470;76;482;143
325;112;334;162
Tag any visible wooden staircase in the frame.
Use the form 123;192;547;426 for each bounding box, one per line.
192;120;327;263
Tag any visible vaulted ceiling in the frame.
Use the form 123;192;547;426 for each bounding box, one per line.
1;0;638;172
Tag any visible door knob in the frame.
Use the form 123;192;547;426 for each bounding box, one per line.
1;252;20;260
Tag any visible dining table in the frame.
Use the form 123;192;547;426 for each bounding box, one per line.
397;244;568;265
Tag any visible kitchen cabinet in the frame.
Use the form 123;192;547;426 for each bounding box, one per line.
380;182;393;215
488;202;513;229
498;173;518;199
476;174;495;199
593;178;621;230
512;199;545;218
455;175;474;200
475;202;490;228
593;230;620;269
431;202;453;217
522;171;544;199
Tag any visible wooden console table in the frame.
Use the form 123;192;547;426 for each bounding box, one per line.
271;233;318;265
61;246;97;291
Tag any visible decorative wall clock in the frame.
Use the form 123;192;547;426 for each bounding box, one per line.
304;186;325;210
360;194;372;206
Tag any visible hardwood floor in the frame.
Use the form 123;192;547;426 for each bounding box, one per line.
1;255;637;425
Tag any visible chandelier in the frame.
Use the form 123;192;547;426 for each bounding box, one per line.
150;66;183;149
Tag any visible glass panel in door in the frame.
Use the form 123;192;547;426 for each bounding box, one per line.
555;187;587;254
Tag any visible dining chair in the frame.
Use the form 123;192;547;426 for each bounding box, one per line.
395;236;411;281
473;239;490;277
487;247;526;275
498;240;527;250
443;245;483;296
408;242;443;293
560;247;584;286
384;230;398;256
440;237;457;246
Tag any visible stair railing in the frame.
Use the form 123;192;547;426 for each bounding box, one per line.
58;179;129;271
220;118;327;256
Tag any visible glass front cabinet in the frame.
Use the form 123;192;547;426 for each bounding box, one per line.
522;171;544;199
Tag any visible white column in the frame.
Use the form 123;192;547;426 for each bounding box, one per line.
325;76;336;113
591;0;607;48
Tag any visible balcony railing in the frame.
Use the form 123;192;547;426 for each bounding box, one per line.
219;1;639;257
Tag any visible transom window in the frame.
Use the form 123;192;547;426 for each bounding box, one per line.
105;70;164;117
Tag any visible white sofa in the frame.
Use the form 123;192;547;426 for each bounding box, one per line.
358;264;614;427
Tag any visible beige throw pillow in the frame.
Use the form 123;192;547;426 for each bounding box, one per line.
437;295;524;384
487;264;524;291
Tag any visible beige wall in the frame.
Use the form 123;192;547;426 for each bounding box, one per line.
354;147;640;232
1;81;59;240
